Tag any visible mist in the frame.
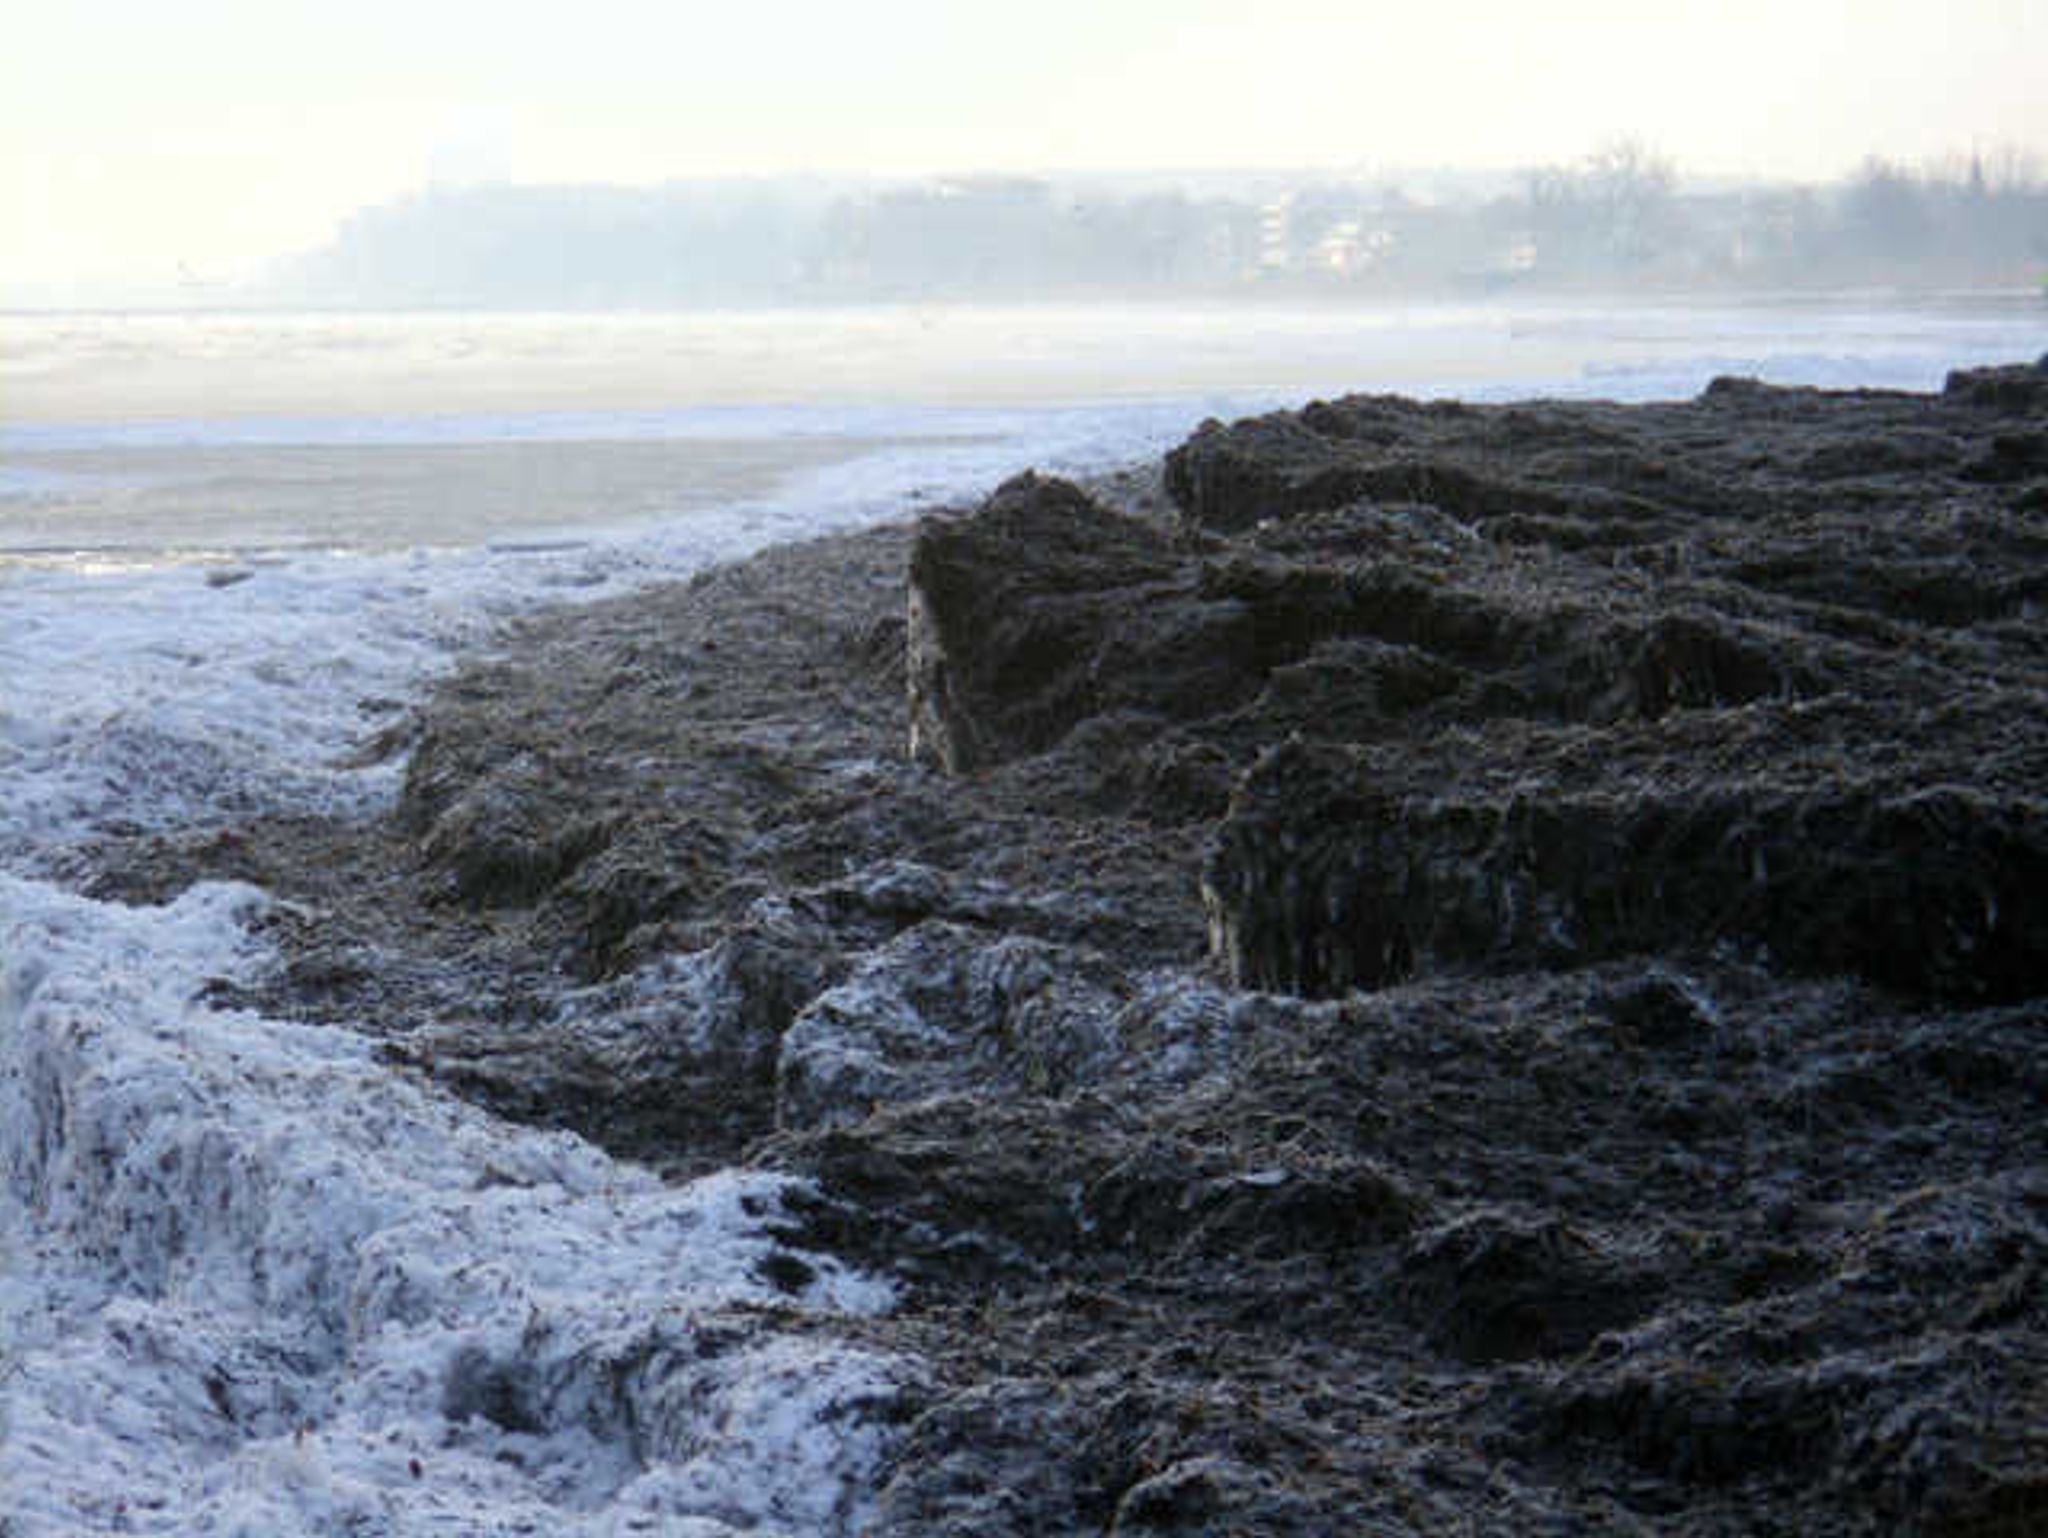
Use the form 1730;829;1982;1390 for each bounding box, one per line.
245;149;2048;313
8;1;2045;309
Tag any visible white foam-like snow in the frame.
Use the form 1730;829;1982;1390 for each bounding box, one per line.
0;876;907;1535
0;555;472;871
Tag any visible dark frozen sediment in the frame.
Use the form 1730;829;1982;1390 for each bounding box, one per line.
169;362;2048;1533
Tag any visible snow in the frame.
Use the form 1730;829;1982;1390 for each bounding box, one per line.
0;876;907;1535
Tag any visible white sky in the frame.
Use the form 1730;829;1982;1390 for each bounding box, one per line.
4;0;2043;294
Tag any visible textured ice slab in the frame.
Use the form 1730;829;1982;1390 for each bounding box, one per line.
1;877;910;1536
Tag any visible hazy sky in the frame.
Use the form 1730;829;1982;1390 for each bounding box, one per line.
4;0;2043;295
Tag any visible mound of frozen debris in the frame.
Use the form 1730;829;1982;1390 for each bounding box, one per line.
190;362;2047;1534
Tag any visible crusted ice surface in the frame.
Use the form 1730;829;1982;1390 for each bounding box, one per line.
0;875;908;1534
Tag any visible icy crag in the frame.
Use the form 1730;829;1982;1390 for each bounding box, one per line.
162;364;2048;1534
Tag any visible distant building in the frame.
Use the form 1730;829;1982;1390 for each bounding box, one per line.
1313;221;1397;275
1258;195;1294;273
1314;220;1362;273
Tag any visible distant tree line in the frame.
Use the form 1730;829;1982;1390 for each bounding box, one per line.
270;148;2048;308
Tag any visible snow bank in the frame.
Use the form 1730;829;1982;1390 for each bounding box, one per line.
1;876;910;1535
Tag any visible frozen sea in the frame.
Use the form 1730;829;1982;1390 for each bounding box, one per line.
3;296;2044;1534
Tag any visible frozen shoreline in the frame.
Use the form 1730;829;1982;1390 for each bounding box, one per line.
0;385;1205;1537
183;365;2048;1532
5;302;2045;1532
